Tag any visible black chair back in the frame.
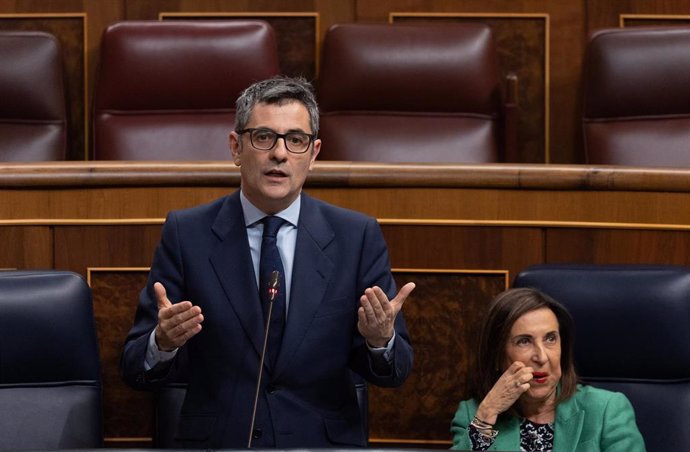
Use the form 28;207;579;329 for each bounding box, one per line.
514;264;690;452
0;270;103;450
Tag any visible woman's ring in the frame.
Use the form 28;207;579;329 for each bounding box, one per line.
515;380;520;388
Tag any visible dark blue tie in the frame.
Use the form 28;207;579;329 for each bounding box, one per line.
259;216;286;367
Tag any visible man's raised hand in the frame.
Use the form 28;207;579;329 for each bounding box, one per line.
154;282;204;352
357;282;415;348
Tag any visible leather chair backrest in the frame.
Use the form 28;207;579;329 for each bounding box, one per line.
514;264;690;452
0;31;67;161
317;23;504;163
93;20;280;160
583;27;690;166
0;271;102;450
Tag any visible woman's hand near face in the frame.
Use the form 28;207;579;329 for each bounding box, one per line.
475;361;533;424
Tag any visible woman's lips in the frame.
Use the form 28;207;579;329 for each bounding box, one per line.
532;372;548;383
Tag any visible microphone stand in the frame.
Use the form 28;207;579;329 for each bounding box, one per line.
247;271;280;448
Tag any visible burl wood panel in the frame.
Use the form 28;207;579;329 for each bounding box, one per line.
89;269;153;447
0;15;86;161
368;271;508;445
392;14;547;163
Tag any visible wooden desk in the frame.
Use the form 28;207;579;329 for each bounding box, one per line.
2;161;690;447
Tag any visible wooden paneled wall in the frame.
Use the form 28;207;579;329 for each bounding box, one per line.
2;0;690;163
3;161;690;447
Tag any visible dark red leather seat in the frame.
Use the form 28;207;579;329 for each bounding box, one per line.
317;23;517;163
0;31;67;161
583;27;690;166
93;20;280;160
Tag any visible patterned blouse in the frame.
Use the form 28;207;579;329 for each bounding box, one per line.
469;418;554;451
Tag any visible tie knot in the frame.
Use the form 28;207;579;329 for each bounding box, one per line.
262;216;285;238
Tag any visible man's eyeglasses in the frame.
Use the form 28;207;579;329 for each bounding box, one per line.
237;128;316;154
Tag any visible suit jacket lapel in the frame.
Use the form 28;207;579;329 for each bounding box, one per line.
209;192;266;357
553;393;584;452
274;194;335;376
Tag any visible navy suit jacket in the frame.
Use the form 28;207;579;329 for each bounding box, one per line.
121;191;413;448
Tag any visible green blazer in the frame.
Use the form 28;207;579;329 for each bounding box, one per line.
451;384;646;452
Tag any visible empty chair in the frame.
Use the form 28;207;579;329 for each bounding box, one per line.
513;264;690;452
317;23;517;163
583;27;690;166
0;31;67;161
0;270;102;450
93;20;280;160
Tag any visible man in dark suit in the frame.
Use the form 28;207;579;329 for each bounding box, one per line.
121;76;415;448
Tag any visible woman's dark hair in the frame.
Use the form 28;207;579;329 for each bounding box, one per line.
469;287;578;409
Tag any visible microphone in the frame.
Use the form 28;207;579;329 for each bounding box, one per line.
268;270;280;301
248;270;281;448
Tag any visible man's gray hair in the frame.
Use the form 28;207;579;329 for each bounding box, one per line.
234;76;319;135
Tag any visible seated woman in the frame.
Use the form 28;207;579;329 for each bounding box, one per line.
451;287;646;452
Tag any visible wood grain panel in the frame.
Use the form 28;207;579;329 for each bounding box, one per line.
546;229;690;265
0;226;52;269
0;14;87;160
5;163;690;228
310;187;690;228
53;225;162;273
369;270;508;446
0;187;231;222
382;225;544;280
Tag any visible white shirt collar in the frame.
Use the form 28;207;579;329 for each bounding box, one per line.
239;190;301;228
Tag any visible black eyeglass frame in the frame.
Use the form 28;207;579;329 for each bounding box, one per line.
236;127;317;154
